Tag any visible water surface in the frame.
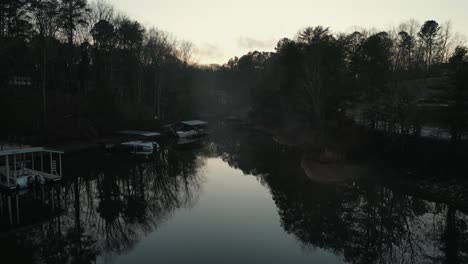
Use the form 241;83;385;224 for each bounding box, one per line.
0;125;467;263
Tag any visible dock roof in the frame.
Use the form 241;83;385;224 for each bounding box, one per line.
0;145;64;156
181;120;208;126
114;130;161;137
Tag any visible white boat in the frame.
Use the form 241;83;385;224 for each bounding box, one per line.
0;167;45;189
165;120;208;140
119;141;159;155
104;130;162;150
13;174;45;189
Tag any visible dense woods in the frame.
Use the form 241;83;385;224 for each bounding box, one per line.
1;0;467;146
0;0;211;141
220;23;468;146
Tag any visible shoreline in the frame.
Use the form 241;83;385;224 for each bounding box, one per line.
230;118;468;212
14;119;468;212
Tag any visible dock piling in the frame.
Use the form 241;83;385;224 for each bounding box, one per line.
7;196;12;225
13;154;16;181
5;155;10;187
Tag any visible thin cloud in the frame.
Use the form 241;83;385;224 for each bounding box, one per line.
237;37;276;50
196;43;224;60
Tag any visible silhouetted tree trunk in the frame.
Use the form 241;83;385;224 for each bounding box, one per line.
157;67;162;119
443;207;459;264
42;36;48;128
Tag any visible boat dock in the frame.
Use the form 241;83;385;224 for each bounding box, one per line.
0;145;64;191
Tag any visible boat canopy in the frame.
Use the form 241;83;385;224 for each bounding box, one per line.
0;146;63;156
114;130;161;137
121;141;154;147
180;120;208;126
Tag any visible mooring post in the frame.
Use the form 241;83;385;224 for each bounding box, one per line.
15;194;19;225
13;154;17;181
57;187;61;209
7;195;12;225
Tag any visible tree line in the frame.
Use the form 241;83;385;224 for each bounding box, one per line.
1;0;467;145
0;0;212;141
218;21;468;144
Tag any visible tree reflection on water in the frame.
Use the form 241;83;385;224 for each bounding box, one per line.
0;148;204;264
1;124;467;264
212;124;468;264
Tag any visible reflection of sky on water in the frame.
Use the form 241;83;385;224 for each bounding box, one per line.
1;125;467;264
109;158;344;264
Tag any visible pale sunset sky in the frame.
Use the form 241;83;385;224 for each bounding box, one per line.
108;0;468;65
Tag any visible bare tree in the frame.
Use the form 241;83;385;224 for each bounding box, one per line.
88;0;114;24
31;0;60;38
177;40;196;66
142;28;177;119
30;0;61;128
438;21;453;63
80;0;114;43
398;19;420;39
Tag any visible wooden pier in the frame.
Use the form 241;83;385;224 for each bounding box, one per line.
0;145;63;191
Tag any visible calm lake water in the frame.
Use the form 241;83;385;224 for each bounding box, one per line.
1;124;467;263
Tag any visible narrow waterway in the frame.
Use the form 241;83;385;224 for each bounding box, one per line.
0;124;467;263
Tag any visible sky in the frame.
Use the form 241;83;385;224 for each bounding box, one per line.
108;0;468;65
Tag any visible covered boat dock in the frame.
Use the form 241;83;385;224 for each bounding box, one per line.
0;145;64;191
